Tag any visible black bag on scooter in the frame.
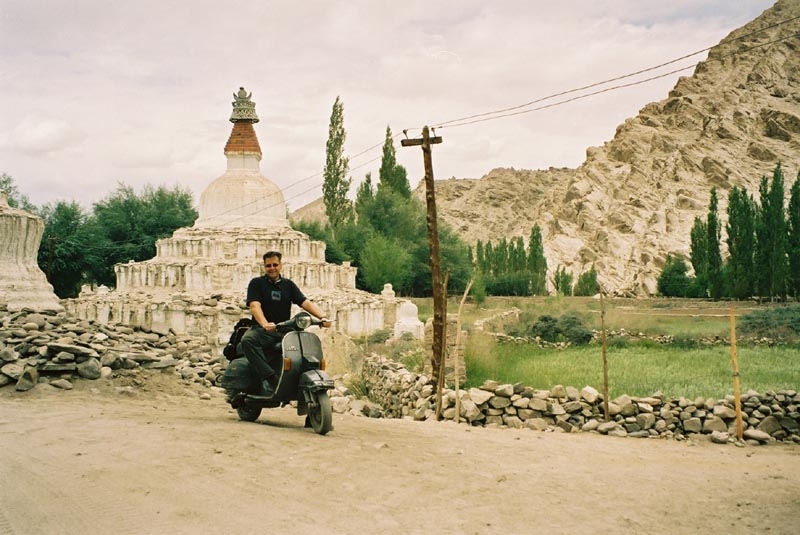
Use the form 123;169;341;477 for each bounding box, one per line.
223;318;255;360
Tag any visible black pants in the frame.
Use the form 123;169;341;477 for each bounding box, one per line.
240;326;283;381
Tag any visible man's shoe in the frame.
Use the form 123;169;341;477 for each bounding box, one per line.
229;392;246;408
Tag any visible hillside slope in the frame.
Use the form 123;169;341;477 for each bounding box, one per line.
293;1;800;295
426;0;799;295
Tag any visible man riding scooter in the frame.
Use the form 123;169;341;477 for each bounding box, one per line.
240;250;331;398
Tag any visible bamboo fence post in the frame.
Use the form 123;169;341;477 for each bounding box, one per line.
600;291;610;422
730;304;744;440
452;279;474;425
434;272;450;421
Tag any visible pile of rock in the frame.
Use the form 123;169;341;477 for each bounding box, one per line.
0;308;225;392
359;355;800;445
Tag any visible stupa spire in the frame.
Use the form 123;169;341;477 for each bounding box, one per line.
230;87;259;123
194;86;286;229
224;86;262;157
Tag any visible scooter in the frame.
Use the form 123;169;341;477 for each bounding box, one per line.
220;312;335;435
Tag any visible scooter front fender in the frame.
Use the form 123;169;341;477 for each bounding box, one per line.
299;369;335;393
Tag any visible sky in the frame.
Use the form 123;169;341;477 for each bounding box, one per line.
0;0;778;212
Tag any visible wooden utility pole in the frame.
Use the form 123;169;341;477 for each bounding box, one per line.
401;126;446;389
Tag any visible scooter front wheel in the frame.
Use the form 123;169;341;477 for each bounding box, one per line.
308;392;332;435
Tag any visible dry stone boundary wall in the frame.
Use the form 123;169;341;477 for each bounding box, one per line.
355;355;800;446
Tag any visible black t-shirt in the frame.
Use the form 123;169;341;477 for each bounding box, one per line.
246;276;307;323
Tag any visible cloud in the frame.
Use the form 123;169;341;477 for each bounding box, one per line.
0;0;778;209
4;117;86;156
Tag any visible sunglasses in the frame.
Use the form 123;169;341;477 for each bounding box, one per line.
264;263;280;268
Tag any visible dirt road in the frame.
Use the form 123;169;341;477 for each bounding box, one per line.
1;376;798;535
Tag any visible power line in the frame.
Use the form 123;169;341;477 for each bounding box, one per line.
47;14;800;254
429;13;800;130
90;13;800;232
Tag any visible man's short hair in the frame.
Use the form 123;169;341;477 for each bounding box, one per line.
263;250;282;262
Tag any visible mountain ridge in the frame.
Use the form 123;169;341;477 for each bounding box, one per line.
293;0;800;296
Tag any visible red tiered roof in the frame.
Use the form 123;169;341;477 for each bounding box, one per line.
224;121;262;156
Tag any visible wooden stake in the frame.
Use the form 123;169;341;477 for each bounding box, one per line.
435;272;449;420
452;279;474;425
600;291;610;422
730;304;744;440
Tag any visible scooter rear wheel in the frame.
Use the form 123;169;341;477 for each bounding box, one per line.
237;404;262;422
308;392;332;435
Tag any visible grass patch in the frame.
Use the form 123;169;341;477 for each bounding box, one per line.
414;296;798;399
465;336;799;399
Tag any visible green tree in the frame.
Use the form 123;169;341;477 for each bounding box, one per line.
322;96;354;235
657;254;693;297
573;264;599;296
87;183;197;286
360;234;413;293
377;126;411;198
690;216;708;295
755;164;789;300
496;238;510;275
355;172;374;219
37;201;93;298
788;174;800;299
527;224;548;295
726;186;756;300
707;187;724;299
0;173;36;212
553;265;573;296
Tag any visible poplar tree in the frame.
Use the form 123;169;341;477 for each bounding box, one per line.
707;188;724;299
527;224;548;295
755;164;788;300
377;126;411;198
726;186;756;300
690;216;708;296
788;175;800;299
322;96;354;235
553;266;573;296
355;172;374;219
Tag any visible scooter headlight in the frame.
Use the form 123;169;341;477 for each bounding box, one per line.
296;313;312;330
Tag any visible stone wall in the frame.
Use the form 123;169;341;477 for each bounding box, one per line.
4;306;797;446
359;355;800;445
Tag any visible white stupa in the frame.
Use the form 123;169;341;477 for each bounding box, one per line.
68;87;394;340
112;87;356;296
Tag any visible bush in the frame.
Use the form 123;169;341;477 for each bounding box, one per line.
739;305;800;341
556;313;593;345
529;314;560;341
510;312;593;345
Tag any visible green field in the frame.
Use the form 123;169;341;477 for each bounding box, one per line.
409;296;799;399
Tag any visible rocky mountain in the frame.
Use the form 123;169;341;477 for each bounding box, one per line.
294;0;800;296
